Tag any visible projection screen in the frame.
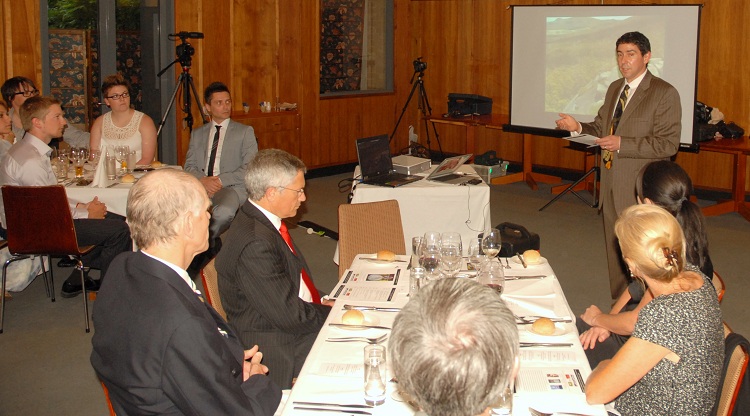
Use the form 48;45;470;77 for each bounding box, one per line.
508;5;701;148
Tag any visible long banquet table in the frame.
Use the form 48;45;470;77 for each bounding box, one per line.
279;255;609;416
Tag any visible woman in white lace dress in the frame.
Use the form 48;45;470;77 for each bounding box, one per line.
90;74;156;165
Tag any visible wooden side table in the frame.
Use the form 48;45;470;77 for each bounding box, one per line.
699;137;750;221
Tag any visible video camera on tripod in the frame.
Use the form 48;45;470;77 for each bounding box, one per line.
168;31;204;68
156;31;209;137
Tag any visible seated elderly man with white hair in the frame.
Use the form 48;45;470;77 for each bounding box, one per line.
389;278;519;416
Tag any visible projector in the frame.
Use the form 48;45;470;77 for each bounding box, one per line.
392;155;431;175
470;162;508;184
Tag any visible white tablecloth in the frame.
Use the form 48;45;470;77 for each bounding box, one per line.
279;257;608;416
351;164;492;252
64;166;182;217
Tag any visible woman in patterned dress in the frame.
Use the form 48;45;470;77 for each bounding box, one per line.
89;73;156;165
585;204;723;415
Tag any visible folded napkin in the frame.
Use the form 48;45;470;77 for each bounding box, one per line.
90;153;110;188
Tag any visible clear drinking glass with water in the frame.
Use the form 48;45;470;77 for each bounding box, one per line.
481;228;502;261
364;344;387;406
467;237;486;273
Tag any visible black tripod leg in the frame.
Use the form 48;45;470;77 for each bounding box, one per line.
390;79;421;142
156;73;185;138
417;79;442;157
539;166;598;211
186;74;209;124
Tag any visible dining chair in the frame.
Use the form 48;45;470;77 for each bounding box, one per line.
337;199;406;279
712;323;750;416
713;271;726;303
0;185;95;333
200;257;227;321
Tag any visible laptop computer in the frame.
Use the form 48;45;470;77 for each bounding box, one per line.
356;135;423;187
425;154;473;184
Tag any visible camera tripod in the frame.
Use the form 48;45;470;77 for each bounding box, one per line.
539;146;600;211
156;49;209;138
390;70;442;157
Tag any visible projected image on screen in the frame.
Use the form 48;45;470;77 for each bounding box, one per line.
509;6;700;146
545;16;664;115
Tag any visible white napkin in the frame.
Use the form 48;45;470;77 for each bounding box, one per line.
90;153;110;188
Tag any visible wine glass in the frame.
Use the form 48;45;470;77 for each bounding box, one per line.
481;228;502;262
419;231;441;280
477;261;505;294
439;241;462;278
440;232;463;255
467;237;486;274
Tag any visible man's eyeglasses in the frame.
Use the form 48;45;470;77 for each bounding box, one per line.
279;186;305;197
12;89;39;98
105;93;130;100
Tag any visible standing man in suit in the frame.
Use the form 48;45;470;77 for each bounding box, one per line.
216;149;333;389
91;169;281;415
556;32;681;299
184;81;258;272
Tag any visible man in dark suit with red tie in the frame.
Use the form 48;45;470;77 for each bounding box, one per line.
556;32;681;299
216;149;333;389
91;169;280;415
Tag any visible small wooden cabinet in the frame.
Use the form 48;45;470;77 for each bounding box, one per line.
232;110;301;157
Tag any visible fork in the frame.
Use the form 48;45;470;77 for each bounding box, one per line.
325;334;388;344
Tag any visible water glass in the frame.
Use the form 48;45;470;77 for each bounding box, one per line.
490;383;514;415
411;236;423;267
467;237;486;272
477;261;505;294
115;145;130;174
364;344;387;406
439;243;462;278
105;152;117;180
409;267;425;297
127;150;137;173
481;228;502;260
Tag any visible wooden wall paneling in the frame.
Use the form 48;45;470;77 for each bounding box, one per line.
232;0;276;111
276;1;303;113
2;0;42;86
298;0;321;165
319;97;363;166
388;0;418;154
173;0;203;165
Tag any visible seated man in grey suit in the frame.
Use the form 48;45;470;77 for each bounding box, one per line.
91;169;281;415
390;278;519;416
216;149;333;389
184;81;258;271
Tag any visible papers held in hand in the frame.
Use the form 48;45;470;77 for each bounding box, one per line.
563;134;599;147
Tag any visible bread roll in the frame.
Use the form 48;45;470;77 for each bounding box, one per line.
523;249;541;264
531;317;555;335
150;161;163;168
342;310;365;325
121;173;136;183
376;250;396;261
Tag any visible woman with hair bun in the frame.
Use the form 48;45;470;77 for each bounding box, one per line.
578;161;714;368
585;204;723;415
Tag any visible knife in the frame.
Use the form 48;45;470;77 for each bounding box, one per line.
516;252;527;268
329;323;391;330
106;182;119;188
293;402;373;409
343;304;401;312
504;275;546;280
516;317;573;323
294;406;372;415
520;342;573;348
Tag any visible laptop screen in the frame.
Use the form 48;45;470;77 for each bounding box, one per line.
426;154;472;179
356;135;393;179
